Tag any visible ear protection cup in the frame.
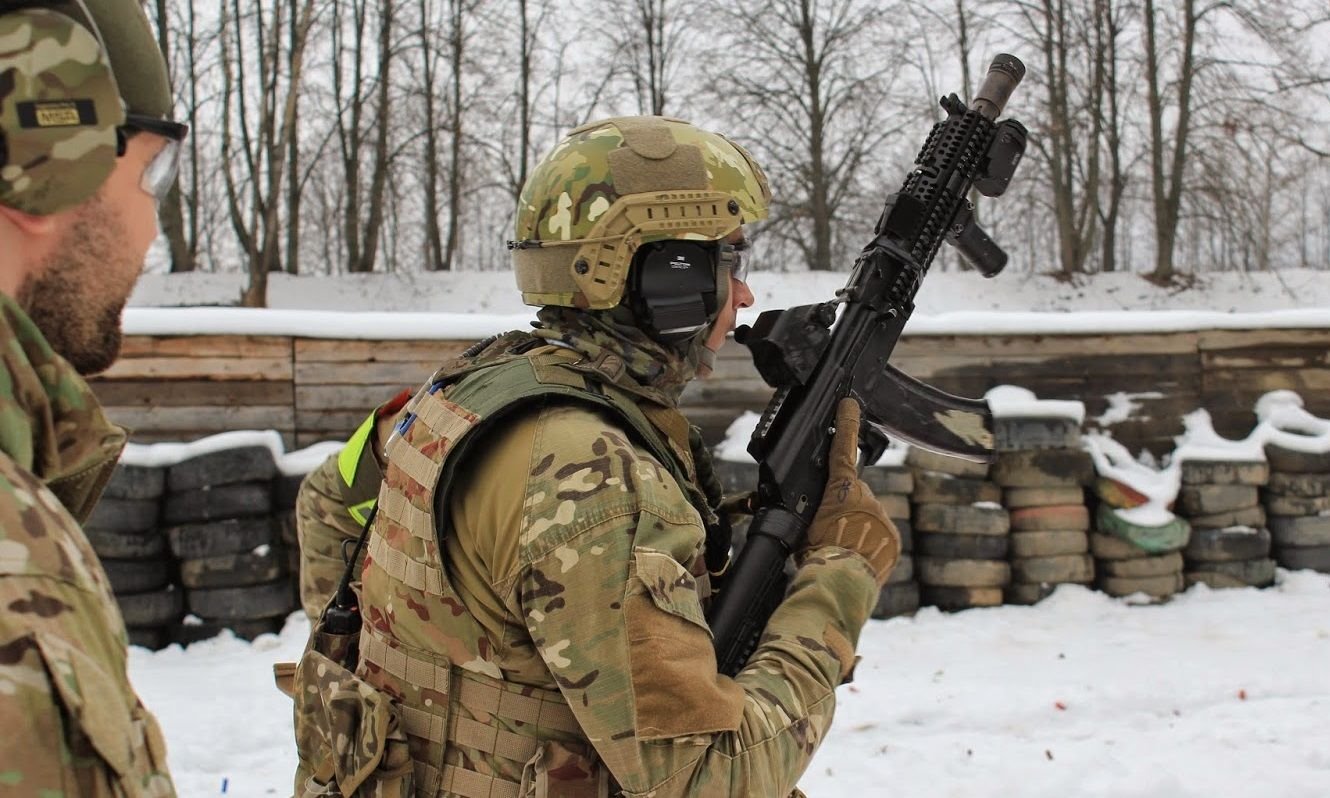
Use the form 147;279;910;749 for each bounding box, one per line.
629;240;722;344
0;3;125;216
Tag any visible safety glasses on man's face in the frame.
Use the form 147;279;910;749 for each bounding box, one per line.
117;114;190;203
729;241;750;284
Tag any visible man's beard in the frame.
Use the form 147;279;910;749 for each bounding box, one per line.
17;195;134;376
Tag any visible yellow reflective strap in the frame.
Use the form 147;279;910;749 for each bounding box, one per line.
348;498;376;527
338;410;378;489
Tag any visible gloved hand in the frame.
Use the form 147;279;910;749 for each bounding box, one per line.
804;398;900;587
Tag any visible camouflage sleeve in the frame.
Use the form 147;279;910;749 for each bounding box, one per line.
0;457;174;796
513;415;879;797
294;451;362;619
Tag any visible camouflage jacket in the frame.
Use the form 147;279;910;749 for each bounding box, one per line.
296;317;879;797
0;295;175;796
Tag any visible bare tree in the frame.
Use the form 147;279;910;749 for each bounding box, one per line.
219;0;316;306
719;0;906;271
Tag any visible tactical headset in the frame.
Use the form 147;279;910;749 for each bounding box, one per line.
628;239;743;345
0;0;126;215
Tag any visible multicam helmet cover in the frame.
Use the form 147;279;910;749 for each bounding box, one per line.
512;116;771;309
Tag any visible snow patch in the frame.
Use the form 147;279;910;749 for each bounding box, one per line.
986;384;1086;424
1093;391;1164;426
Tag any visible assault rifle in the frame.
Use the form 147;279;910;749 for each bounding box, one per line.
707;54;1029;676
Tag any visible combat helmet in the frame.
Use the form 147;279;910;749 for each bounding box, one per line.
512;116;771;342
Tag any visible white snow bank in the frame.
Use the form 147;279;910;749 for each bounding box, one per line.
130;571;1330;797
1093;391;1164;427
714;410;910;467
120;430;343;475
986;385;1086;424
1256;391;1330;455
1082;433;1180;527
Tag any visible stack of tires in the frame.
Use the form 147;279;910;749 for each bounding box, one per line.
88;464;183;650
862;461;917;619
1091;477;1190;601
1178;460;1276;589
1264;442;1330;575
993;418;1095;605
163;446;297;642
908;448;1010;612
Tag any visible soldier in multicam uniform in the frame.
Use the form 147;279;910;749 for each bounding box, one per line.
289;116;899;797
0;1;188;793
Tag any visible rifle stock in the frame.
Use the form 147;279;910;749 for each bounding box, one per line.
708;55;1028;677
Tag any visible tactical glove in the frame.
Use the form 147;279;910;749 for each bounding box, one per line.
804;398;901;587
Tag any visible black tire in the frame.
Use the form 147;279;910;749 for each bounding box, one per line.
84;527;168;560
1005;486;1085;509
1178;485;1260;516
895;517;913;553
1269;516;1330;548
85;498;159;534
103;465;166;501
1188;505;1266;531
1184;526;1271;563
872;582;920;619
916;557;1011;588
126;627;169;651
905;447;989;478
1264;493;1330;517
1010;504;1090;533
1099;551;1184;578
1009;530;1088;558
995;416;1082;452
992;449;1095;489
102;558;172;594
1267;471;1330;499
187;580;297;621
117;587;186;627
1005;582;1062;605
885;554;914;585
1179;460;1269;487
911;471;1001;505
1186;558;1276;587
162;482;273;526
916;532;1009;561
712;460;758;494
914;503;1009;536
1011;554;1094;584
1096;572;1184;599
170;616;285;646
274;473;306;512
167;516;277;560
920;585;1003;611
1089;532;1151;561
1264;444;1330;474
861;466;913;496
168;445;278;492
180;547;287;590
1275;545;1330;573
877;494;910;521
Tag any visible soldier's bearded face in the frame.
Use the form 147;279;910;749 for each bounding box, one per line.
18;193;137;375
17;133;165;375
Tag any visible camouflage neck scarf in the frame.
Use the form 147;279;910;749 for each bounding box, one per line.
0;294;125;522
531;306;708;407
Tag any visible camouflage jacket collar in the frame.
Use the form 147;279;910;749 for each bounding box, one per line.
531;307;700;407
0;294;125;522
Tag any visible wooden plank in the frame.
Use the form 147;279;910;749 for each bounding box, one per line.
1198;329;1330;351
294;361;440;386
894;332;1202;358
119;335;292;359
296;409;382;435
104;405;295;434
295;384;414;412
1203;369;1330;395
89;379;292;408
100;356;293;381
295;338;469;363
1200;349;1330;370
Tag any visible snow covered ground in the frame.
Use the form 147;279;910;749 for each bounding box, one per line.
130;571;1330;797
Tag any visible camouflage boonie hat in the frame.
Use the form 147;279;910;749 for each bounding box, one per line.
512;116;772;310
0;5;125;215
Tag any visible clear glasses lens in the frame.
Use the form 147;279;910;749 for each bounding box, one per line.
142;138;182;201
731;249;749;284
